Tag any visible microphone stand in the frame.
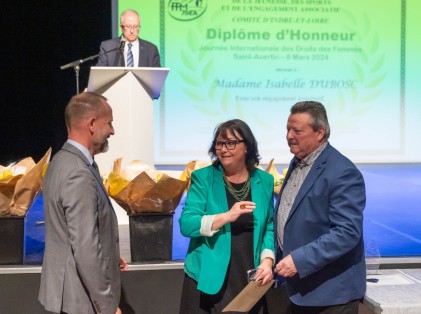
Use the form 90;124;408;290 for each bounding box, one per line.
60;46;122;94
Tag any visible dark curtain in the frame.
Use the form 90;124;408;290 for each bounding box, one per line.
1;1;112;164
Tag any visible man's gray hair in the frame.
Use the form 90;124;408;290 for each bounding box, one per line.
291;101;330;140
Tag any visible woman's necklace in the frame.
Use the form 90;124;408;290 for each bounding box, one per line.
223;173;251;201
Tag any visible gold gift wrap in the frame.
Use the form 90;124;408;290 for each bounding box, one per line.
0;148;51;216
265;159;288;195
106;159;187;214
104;158;287;214
180;160;211;190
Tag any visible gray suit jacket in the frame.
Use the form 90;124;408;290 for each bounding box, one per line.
96;37;161;67
39;142;121;314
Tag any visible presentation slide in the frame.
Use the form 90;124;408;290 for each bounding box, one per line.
117;0;421;164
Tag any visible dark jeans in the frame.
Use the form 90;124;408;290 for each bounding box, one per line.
290;299;360;314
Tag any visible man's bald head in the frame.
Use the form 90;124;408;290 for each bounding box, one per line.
64;92;108;132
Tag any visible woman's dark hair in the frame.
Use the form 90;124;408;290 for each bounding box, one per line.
208;119;260;173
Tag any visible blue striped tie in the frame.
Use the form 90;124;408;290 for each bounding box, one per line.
127;43;134;67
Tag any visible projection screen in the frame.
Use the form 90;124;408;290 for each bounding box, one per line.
113;0;421;165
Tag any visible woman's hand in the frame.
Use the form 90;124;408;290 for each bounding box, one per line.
253;258;274;285
212;201;256;230
225;201;256;223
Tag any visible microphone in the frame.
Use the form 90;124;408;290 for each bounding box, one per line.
119;40;126;53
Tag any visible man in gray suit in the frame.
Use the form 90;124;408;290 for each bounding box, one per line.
96;9;161;67
39;92;127;314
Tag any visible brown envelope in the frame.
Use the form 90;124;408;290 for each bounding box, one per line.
222;280;275;312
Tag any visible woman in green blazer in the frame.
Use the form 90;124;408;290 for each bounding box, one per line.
179;119;275;313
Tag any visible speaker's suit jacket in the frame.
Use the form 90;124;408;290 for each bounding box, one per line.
39;142;120;314
96;37;161;67
180;165;275;294
274;143;366;306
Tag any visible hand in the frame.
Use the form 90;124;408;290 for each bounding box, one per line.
225;201;256;223
212;201;256;230
253;258;274;285
119;257;128;271
115;307;122;314
274;254;297;278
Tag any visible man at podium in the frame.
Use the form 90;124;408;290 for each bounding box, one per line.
97;9;161;67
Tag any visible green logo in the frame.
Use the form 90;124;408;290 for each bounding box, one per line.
168;0;207;21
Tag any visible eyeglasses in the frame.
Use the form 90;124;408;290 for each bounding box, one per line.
215;140;244;150
121;25;140;31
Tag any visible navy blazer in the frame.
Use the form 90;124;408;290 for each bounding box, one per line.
274;143;366;306
96;37;161;67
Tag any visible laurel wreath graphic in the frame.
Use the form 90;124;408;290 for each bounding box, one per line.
177;9;270;127
328;10;387;127
178;5;389;130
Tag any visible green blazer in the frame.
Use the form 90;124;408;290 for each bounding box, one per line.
179;164;275;294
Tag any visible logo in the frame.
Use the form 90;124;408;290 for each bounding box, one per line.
168;0;207;21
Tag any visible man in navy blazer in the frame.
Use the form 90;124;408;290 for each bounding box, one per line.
96;9;161;67
274;101;366;313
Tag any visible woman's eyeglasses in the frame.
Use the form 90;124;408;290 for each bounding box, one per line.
215;140;244;150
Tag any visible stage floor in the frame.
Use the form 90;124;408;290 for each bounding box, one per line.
21;163;421;265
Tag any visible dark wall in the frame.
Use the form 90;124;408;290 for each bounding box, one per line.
1;1;112;165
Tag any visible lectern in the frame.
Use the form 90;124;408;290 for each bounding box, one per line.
87;67;169;168
87;67;169;223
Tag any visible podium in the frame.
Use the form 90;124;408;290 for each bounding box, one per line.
88;67;169;223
